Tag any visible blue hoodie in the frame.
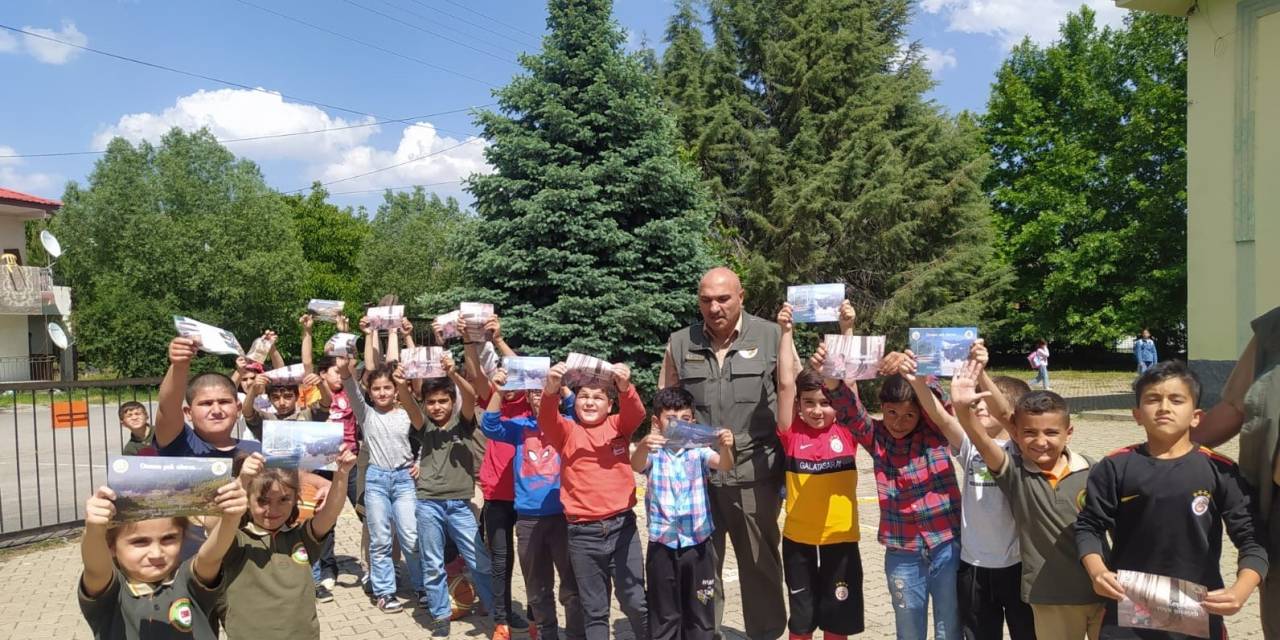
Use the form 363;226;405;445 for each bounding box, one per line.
1135;338;1158;364
479;393;575;516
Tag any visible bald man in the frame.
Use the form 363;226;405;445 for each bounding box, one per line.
659;267;789;640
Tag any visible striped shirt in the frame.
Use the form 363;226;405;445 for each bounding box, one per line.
779;416;859;545
828;382;960;551
644;447;716;549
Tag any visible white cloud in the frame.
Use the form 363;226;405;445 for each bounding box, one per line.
93;88;380;161
921;46;958;74
0;146;60;195
0;29;18;53
18;22;88;64
317;123;490;195
920;0;1127;48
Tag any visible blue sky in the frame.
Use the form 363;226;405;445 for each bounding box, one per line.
0;0;1129;212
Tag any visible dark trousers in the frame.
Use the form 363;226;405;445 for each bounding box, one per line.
782;539;864;636
310;468;349;582
709;481;787;640
517;514;585;640
957;561;1036;640
483;499;518;623
566;511;649;640
647;540;715;640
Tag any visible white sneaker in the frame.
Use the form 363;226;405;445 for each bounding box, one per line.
321;577;336;591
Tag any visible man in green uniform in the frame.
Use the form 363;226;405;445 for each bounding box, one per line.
1193;306;1280;638
659;267;788;640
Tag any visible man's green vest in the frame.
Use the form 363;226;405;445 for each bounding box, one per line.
667;312;781;486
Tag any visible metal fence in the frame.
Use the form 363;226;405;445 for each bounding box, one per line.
0;377;162;546
0;355;59;382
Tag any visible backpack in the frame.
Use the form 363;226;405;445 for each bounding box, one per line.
1027;350;1039;369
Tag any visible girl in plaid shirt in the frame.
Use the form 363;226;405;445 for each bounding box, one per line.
811;345;967;640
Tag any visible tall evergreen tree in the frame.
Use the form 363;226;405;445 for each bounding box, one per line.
984;9;1187;350
461;0;714;392
659;0;1005;340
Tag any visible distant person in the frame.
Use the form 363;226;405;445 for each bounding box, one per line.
1028;340;1051;390
118;401;155;456
1134;330;1158;375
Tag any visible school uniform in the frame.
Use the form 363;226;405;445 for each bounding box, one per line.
219;520;329;639
79;561;220;640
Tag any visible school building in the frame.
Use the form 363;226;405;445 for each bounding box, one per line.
0;188;71;382
1118;0;1279;395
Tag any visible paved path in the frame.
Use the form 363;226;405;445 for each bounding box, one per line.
0;417;1264;639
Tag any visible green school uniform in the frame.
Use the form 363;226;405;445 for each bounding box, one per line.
79;560;219;639
220;521;329;639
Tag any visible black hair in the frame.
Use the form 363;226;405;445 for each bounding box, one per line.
266;383;300;396
315;355;338;373
420;376;457;399
1132;360;1201;407
651;386;695;415
990;376;1032;403
795;368;825;395
185;372;237;404
878;374;918;405
1014;390;1070;419
118;400;148;420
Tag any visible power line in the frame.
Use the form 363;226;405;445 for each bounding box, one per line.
437;0;542;40
400;0;540;49
326;179;465;196
0;105;491;159
339;0;517;65
285;137;484;193
229;0;499;86
378;0;525;56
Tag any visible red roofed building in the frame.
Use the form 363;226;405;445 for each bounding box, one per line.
0;188;71;381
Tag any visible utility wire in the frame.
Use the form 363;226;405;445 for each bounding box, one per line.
438;0;542;40
229;0;499;86
327;179;464;196
284;137;484;193
378;0;523;56
0;105;491;159
339;0;517;65
401;0;539;49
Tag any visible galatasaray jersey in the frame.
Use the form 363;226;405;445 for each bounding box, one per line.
779;416;859;545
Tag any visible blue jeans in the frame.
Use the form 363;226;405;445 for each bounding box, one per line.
1030;364;1049;389
1138;360;1155;374
884;540;960;640
417;498;496;620
365;465;418;598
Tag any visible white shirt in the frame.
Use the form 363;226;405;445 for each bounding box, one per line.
956;436;1021;568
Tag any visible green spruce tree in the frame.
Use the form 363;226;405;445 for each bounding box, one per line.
460;0;714;392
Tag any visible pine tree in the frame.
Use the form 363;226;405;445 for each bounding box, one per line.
659;0;1006;341
460;0;714;392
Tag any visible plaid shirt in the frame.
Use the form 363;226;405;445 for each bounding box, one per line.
828;382;961;551
644;447;716;549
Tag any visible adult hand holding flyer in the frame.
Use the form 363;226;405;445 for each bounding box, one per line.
307;299;345;322
821;334;885;381
367;305;404;331
263;363;306;386
664;418;720;450
400;346;445;379
173;315;244;357
501;356;550;390
563;352;616;388
1116;570;1211;639
108;456;232;523
262;420;345;472
786;283;845;323
909;327;978;377
460;302;494;342
325;332;358;356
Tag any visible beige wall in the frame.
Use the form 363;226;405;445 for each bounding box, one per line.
0;315;31;382
1185;0;1280;361
0;217;27;263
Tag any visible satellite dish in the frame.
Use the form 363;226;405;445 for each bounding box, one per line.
39;230;62;259
47;322;69;350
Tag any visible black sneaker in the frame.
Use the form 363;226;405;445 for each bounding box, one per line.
377;595;403;613
315;585;334;603
362;574;374;597
508;611;530;631
430;618;451;638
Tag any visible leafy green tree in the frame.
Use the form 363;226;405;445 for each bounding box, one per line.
659;0;1005;341
50;129;307;376
456;0;714;393
357;188;473;313
984;8;1187;349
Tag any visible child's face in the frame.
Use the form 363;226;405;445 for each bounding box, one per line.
368;376;398;410
797;389;835;430
121;407;149;430
423;390;455;424
1132;378;1201;441
110;519;183;583
251;482;296;532
881;401;921;439
184;387;239;437
574;386;613;426
652;407;695;434
971;398;1003;435
268;388;298;416
526;390;543;417
1014;412;1072;471
320;364;343;391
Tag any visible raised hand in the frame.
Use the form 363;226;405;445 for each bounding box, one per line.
717;428;735;450
334;446;358;475
84;487;117;528
968;338;989;366
810;343;828;371
213;481;247;517
170;337;200;365
238;453;265;488
299;314;314;332
546;362;567;394
837;300;856;334
485;316;502;342
302;373;322;388
441;352;457;377
399;317;414;337
776;303;794;332
613;362;632;392
491;368;509;388
392;364;408;388
358;316;373;336
642;431;667;452
950;360;991;407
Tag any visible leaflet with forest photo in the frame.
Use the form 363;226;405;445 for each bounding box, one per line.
787;283;845;323
173;315;244;357
263;363;306;386
821;335;885;381
325;332;358;356
307;299;345;322
909;327;978;377
262;420;344;472
664;418;720;450
367;305;404;331
1116;570;1210;639
400;346;445;379
564;352;615;388
460;302;494;342
502;356;550;390
108;456;231;523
